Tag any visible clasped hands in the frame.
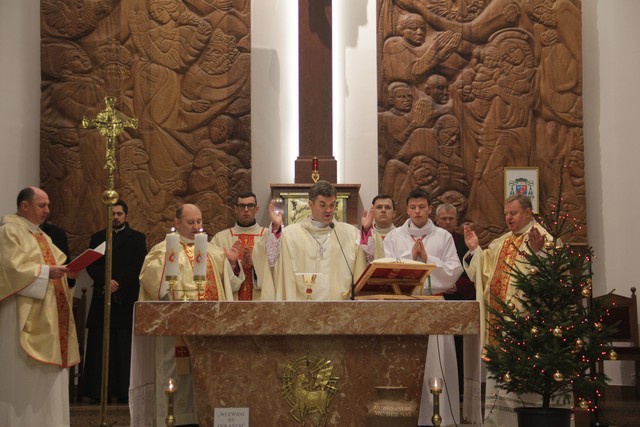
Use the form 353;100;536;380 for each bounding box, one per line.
412;239;428;262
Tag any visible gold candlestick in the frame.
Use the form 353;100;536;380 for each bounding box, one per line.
166;275;178;301
165;378;177;427
429;377;443;427
194;275;206;301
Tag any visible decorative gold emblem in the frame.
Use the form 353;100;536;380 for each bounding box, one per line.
281;355;339;426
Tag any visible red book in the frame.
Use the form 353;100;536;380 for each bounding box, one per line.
68;242;105;273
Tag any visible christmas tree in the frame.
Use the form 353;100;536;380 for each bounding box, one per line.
483;173;615;412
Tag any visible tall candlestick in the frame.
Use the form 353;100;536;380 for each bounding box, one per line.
165;232;180;278
193;232;208;277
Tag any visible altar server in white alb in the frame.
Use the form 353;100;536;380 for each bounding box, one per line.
383;188;463;426
264;180;367;301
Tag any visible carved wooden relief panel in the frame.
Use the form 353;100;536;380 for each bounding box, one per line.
40;0;251;254
378;0;584;245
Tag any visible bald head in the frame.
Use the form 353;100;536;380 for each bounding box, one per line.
174;203;203;240
17;186;50;225
425;74;450;105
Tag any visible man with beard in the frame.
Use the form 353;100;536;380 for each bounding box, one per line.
84;199;147;404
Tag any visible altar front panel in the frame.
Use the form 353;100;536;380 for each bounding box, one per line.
134;300;480;426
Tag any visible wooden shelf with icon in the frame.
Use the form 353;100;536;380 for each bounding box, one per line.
354;258;442;300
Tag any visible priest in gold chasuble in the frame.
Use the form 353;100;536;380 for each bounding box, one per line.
0;187;79;427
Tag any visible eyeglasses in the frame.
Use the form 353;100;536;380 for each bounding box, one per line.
237;203;256;210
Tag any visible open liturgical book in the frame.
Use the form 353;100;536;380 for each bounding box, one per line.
354;258;438;300
68;241;106;273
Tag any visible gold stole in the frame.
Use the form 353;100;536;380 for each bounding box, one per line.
230;228;265;301
487;233;526;345
34;232;71;367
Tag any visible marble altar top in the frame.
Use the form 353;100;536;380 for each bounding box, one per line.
134;300;480;337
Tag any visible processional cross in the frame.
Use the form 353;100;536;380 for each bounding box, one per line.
82;96;138;427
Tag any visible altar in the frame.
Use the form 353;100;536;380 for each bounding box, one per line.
133;300;480;426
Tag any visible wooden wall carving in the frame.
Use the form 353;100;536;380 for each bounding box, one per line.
40;0;251;254
378;0;585;245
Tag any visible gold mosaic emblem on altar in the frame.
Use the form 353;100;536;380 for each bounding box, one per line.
281;355;339;426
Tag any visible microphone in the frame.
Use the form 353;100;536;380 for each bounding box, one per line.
330;222;356;300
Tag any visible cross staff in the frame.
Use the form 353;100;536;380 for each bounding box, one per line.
82;96;138;190
82;96;138;427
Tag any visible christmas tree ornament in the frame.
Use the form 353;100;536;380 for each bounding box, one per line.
586;278;592;286
530;326;539;336
504;372;512;383
506;301;516;311
553;326;563;337
581;286;591;298
594;322;603;332
609;349;618;361
481;349;491;362
579;399;589;409
575;338;584;349
553;371;564;382
528;267;538;275
534;353;540;360
544;241;555;250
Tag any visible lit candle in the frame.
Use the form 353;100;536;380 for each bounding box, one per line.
193;232;208;277
165;231;180;277
312;156;319;171
166;377;176;393
429;377;443;393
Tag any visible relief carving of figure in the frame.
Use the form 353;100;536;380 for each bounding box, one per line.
129;0;212;178
463;28;538;239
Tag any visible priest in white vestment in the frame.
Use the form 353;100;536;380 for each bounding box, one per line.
359;194;396;263
383;188;463;427
264;180;366;301
0;187;79;427
130;204;244;426
463;194;555;426
211;191;271;300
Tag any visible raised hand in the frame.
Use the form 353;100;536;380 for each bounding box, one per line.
463;224;479;252
361;206;374;232
269;199;283;231
527;226;544;253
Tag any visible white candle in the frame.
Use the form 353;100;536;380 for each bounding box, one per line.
193;232;208;277
165;232;180;277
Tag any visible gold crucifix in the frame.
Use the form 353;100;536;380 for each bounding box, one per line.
82;96;138;192
82;96;137;427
